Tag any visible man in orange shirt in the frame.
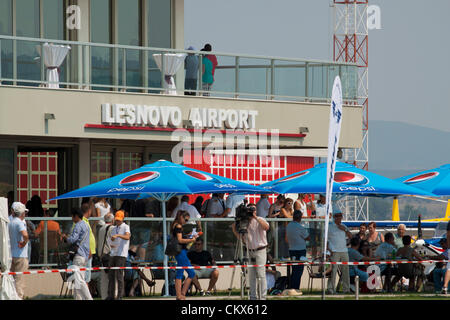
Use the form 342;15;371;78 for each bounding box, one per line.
34;209;61;236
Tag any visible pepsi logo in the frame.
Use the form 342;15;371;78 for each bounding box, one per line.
403;172;439;184
184;170;222;183
334;171;369;185
119;171;160;186
274;171;309;185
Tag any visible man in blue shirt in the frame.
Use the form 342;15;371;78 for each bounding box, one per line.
286;210;310;290
63;208;90;267
9;202;30;299
184;46;199;95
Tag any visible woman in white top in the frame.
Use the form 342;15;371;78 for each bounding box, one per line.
95;198;111;218
294;194;308;217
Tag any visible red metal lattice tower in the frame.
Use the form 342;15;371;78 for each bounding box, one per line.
333;0;369;220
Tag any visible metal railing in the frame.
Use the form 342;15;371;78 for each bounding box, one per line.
0;35;358;103
26;216;325;268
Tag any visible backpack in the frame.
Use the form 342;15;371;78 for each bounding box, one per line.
269;276;289;295
201;199;210;216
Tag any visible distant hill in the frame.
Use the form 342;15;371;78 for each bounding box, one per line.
369;120;450;179
366;120;450;220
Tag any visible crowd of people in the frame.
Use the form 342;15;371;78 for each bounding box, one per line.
6;193;450;300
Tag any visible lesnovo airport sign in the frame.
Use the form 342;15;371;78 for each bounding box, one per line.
101;103;259;130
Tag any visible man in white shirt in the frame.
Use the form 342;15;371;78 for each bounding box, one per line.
9;202;29;299
231;203;270;300
310;194;328;218
107;210;131;300
173;195;202;232
96;213;114;300
256;194;271;218
202;193;226;217
327;211;352;294
224;193;246;218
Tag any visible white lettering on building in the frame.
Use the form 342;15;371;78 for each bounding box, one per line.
102;104;258;130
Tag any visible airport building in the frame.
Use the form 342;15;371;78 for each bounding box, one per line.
0;0;362;214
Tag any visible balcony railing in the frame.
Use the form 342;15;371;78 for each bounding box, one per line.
0;35;358;103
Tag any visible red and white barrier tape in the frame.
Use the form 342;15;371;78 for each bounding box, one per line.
1;259;448;276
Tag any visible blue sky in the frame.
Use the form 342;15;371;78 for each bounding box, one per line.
185;0;450;133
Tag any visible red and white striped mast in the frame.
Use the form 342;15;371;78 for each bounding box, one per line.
333;0;369;220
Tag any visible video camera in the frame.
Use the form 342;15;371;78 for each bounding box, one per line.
235;199;256;233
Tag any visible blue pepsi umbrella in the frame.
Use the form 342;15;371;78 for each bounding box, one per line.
396;164;450;196
260;162;435;197
50;159;266;296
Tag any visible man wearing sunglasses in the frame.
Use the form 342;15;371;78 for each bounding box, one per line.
187;238;219;296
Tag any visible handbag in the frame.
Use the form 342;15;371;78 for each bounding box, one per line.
165;236;182;256
100;225;113;272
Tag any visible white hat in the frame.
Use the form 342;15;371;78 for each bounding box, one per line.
11;202;28;215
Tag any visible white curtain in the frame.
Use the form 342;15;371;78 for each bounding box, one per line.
0;197;20;300
37;43;71;89
153;53;186;95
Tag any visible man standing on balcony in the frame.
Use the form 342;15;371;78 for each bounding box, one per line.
9;202;29;299
184;46;199;96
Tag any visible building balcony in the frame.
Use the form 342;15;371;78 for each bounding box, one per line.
0;35;358;103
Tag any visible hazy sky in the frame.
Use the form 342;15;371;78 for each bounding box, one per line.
185;0;450;133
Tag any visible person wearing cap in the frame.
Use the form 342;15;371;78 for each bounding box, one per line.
286;210;310;290
424;238;449;293
184;46;199;95
8;202;29;299
107;210;131;300
326;211;352;294
231;203;270;300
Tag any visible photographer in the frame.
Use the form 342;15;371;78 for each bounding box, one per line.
231;203;270;300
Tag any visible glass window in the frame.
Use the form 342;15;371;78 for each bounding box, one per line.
43;0;64;40
147;0;171;48
16;152;58;210
116;0;142;90
91;0;112;89
0;149;14;199
16;0;40;37
118;152;142;174
90;0;111;44
0;0;12;35
91;151;112;183
117;0;141;46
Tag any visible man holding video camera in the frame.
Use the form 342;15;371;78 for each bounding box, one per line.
231;202;270;300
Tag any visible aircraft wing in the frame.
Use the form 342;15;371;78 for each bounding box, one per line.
342;221;439;229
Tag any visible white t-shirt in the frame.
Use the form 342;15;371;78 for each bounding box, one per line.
225;194;245;217
172;201;201;220
256;197;271;218
202;197;225;217
109;223;131;257
313;201;328;218
295;199;308;217
95;201;111;218
327;221;349;253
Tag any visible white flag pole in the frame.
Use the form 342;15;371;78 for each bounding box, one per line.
322;76;343;299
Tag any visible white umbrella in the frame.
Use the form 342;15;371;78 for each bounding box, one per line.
36;43;71;89
0;197;20;300
153;53;186;95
